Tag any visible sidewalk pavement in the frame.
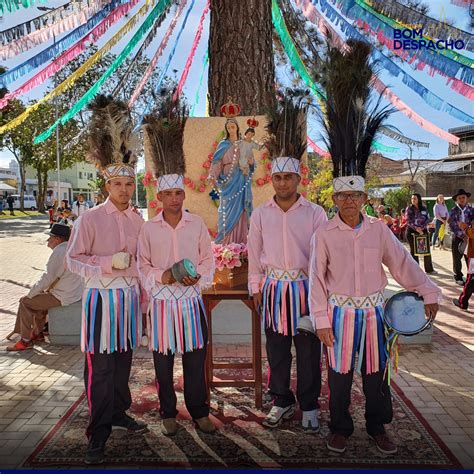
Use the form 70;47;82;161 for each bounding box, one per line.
0;217;473;468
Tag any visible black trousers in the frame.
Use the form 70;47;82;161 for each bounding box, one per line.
152;310;209;420
407;228;434;273
459;272;474;309
83;298;132;442
328;361;393;437
264;291;321;411
452;236;468;281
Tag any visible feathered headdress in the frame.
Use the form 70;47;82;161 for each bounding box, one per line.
264;89;308;175
315;39;394;192
87;95;138;181
142;93;187;192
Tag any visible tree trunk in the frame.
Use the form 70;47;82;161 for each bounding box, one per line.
208;0;275;116
18;159;26;212
36;165;46;213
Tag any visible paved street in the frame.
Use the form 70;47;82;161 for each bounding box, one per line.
0;216;473;468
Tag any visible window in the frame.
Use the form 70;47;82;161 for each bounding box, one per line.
79;172;83;179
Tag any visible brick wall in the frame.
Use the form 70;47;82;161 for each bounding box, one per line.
425;173;474;197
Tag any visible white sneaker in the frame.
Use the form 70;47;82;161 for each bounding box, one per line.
262;404;296;428
302;409;320;432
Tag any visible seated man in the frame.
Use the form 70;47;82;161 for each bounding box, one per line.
7;224;84;351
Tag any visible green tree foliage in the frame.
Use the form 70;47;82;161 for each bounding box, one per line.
384;186;412;215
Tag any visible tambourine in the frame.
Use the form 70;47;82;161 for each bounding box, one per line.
383;291;432;336
171;258;197;283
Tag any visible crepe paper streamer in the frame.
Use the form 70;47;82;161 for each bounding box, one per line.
353;0;473;73
112;3;171;97
0;2;105;60
0;0;46;14
367;0;473;53
0;0;133;88
356;19;474;99
379;126;430;148
0;1;72;47
274;0;398;152
0;0;156;136
33;0;171;144
128;0;188;107
190;50;209;117
172;0;210;102
272;0;324;100
0;0;142;111
307;136;330;157
296;0;462;145
133;0;197;130
314;0;474;125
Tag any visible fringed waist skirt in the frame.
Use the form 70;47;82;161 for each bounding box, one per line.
261;268;309;336
147;284;207;355
327;291;387;375
81;277;142;354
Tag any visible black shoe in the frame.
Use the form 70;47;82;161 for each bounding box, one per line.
84;439;105;465
112;414;148;433
452;298;468;311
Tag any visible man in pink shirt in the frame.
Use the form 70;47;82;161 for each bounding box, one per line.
248;95;327;431
310;180;440;455
67;96;147;465
137;100;216;437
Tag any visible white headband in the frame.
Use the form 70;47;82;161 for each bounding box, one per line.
271;157;301;176
157;174;185;192
103;164;135;181
333;175;365;193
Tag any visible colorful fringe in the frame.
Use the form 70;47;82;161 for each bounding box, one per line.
81;285;141;354
261;276;308;336
148;296;206;354
327;303;387;375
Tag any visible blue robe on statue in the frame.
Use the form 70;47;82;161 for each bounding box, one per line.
211;139;254;243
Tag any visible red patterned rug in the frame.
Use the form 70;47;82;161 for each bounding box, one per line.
24;356;460;469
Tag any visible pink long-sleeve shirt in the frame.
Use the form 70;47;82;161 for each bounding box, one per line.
248;196;327;294
137;211;215;293
309;213;442;329
66;198;144;279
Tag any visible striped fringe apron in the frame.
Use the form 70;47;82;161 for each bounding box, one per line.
147;284;207;354
261;268;309;337
327;291;388;375
81;277;141;354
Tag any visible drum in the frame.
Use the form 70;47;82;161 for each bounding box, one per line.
383;291;432;336
296;315;316;336
171;258;197;283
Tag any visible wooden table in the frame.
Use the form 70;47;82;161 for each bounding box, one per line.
202;283;263;408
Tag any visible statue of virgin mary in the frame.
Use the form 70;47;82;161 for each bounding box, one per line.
209;115;255;244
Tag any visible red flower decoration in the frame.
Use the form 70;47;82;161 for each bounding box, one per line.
300;165;309;175
199;184;206;193
256;178;265;186
301;178;310;186
142;171;153;187
266;162;272;170
183;177;192;185
189;182;196;189
208;153;214;160
301;191;307;198
265;174;272;183
149;200;158;209
200;174;207;182
203;161;211;169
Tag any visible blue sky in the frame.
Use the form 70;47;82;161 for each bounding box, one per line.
0;0;472;169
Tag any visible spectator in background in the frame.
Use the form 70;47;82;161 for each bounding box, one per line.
406;194;435;274
363;197;377;217
432;194;448;249
449;189;474;286
94;193;105;206
452;218;474;311
73;193;89;218
399;208;408;241
0;196;4;215
6;194;15;216
6;224;83;351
